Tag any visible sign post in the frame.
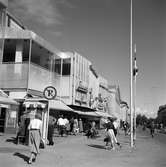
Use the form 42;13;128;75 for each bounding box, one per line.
43;86;57;146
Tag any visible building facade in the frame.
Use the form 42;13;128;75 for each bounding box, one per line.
0;3;62;140
0;1;123;135
55;52;91;110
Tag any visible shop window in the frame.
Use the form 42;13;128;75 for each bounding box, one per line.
3;39;30;63
54;59;61;74
3;39;16;62
22;39;30;61
31;42;53;70
54;58;71;75
62;58;71;75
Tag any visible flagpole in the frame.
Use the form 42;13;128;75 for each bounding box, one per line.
130;0;134;148
133;44;137;143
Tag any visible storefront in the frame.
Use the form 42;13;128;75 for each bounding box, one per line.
22;99;48;146
49;100;75;119
19;98;74;147
0;90;18;134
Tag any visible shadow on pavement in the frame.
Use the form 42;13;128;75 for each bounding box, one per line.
13;152;29;163
6;137;17;144
87;144;105;150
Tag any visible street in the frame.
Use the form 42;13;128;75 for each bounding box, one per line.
0;128;166;167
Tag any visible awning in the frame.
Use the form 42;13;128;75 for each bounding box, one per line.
95;111;115;118
0;89;18;106
74;110;101;117
0;96;18;105
49;100;74;112
0;103;10;108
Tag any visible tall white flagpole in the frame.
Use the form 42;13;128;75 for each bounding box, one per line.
133;44;137;143
130;0;134;147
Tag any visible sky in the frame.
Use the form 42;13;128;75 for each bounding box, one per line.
8;0;166;118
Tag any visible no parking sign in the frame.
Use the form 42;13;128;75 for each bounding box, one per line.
43;86;57;100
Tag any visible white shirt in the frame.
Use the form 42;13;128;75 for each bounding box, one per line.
57;118;65;126
113;121;119;129
64;118;69;125
28;118;42;130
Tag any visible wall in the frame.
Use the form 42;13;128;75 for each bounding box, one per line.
0;63;28;89
89;68;99;107
73;52;91;107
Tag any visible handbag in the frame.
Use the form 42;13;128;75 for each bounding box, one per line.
104;137;110;142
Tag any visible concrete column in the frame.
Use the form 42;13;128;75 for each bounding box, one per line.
0;8;6;63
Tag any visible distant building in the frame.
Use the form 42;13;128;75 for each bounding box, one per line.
88;64;99;108
56;52;91;109
120;101;129;122
157;105;166;127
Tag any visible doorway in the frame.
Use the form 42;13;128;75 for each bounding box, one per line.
0;108;6;133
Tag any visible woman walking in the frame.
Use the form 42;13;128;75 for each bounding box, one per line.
105;118;121;150
28;113;42;164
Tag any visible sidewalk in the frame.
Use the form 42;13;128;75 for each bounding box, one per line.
0;129;166;167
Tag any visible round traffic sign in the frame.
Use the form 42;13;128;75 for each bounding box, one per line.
43;86;57;100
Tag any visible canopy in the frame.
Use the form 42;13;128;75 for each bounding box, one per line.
74;110;101;117
0;89;18;106
95;111;115;118
49;100;74;112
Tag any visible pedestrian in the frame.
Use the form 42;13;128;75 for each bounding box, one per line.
85;121;92;138
64;117;69;136
65;121;70;136
70;117;74;135
150;121;155;138
73;118;79;135
123;121;128;136
57;115;65;137
91;121;98;138
104;118;121;150
28;113;42;164
142;122;146;131
113;118;119;136
47;116;56;145
78;118;83;133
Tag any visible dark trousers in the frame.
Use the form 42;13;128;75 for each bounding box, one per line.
47;125;54;145
59;125;66;136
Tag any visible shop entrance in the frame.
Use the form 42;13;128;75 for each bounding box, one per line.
0;108;6;133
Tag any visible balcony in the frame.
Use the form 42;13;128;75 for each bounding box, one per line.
0;62;28;89
0;62;59;93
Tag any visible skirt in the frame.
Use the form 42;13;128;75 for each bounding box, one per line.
106;129;117;144
29;130;41;154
